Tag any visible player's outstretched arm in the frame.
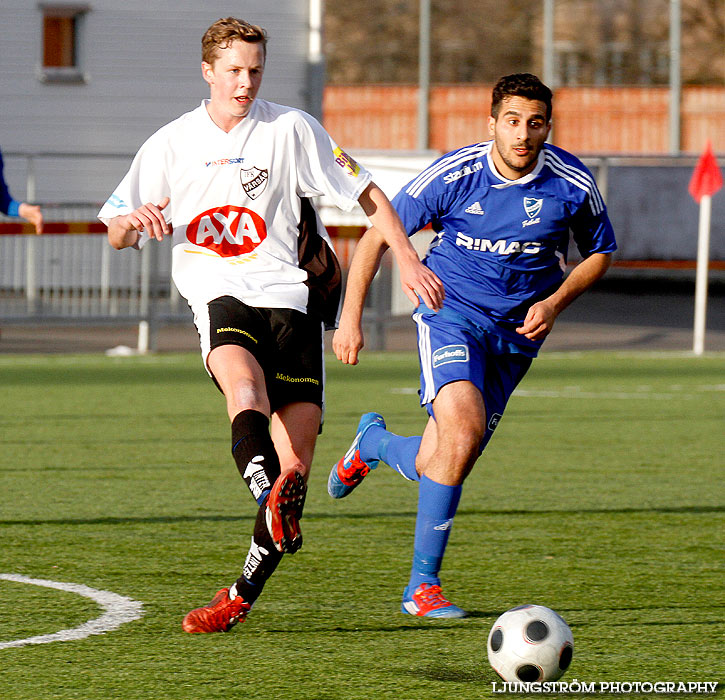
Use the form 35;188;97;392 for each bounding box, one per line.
516;252;612;341
107;197;171;250
333;226;388;365
357;182;444;312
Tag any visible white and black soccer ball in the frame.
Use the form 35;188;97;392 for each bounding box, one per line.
487;604;574;683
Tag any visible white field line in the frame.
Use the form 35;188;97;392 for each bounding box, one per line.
513;384;725;400
390;385;724;399
0;574;143;649
514;389;677;400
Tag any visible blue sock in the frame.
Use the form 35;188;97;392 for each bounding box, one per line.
408;475;462;591
380;434;421;481
359;427;420;481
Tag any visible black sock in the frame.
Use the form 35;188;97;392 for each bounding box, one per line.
233;499;284;604
231;410;281;506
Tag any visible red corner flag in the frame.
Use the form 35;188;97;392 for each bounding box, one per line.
689;141;723;203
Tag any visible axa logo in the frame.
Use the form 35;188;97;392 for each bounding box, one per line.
432;344;469;368
522;197;543;227
186;205;267;257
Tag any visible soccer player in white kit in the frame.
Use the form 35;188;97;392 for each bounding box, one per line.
98;17;443;634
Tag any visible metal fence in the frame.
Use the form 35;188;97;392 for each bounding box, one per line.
1;152;723;352
1;210;180;314
0;199;369;351
0;218;189;351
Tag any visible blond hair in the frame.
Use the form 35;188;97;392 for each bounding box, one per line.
202;17;268;65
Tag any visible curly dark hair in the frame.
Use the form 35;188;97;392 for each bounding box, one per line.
491;74;553;122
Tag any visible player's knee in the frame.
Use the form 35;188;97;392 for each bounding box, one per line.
452;420;485;456
442;429;484;480
227;378;269;414
419;422;482;479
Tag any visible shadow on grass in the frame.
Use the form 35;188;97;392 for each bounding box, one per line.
1;504;722;527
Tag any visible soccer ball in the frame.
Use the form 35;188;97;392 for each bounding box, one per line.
487;604;574;682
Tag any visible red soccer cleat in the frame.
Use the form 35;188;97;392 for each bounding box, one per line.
265;468;307;554
182;587;251;633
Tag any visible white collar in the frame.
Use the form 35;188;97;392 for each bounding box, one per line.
200;98;258;134
487;148;545;189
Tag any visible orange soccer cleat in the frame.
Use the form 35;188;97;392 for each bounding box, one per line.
265;468;307;554
182;587;251;633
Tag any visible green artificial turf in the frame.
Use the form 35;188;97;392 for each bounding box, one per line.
0;351;723;699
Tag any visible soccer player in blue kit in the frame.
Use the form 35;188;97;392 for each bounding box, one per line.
328;73;617;618
0;149;43;233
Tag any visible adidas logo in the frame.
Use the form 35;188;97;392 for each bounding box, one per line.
465;201;485;215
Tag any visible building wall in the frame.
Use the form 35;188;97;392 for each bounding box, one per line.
0;0;312;201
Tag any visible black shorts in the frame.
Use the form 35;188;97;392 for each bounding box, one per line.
201;295;325;413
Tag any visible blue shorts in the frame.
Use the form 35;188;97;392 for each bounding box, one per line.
414;309;533;453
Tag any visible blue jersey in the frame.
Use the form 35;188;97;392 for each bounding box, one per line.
0;150;21;217
392;141;617;353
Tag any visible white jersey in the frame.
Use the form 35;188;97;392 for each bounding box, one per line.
98;99;372;325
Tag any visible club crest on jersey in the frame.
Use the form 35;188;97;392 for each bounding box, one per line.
240;166;269;200
186;205;267;257
522;197;543;227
